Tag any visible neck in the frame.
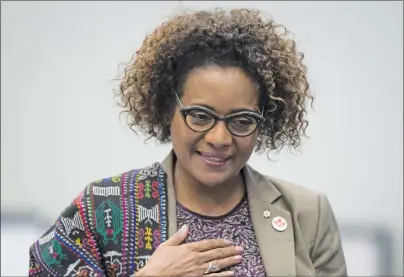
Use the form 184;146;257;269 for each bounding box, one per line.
174;160;245;217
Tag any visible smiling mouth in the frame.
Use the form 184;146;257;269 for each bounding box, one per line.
196;151;231;166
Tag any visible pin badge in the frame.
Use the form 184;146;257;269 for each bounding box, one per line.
272;216;287;232
263;210;271;218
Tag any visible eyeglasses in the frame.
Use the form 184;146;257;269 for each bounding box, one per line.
175;93;266;137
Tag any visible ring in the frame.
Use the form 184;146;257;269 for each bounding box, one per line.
204;262;220;274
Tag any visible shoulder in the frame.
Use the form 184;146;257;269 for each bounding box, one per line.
266;175;322;207
82;162;163;197
251;169;337;247
72;162;166;224
265;175;337;227
264;174;332;224
258;175;347;275
248;164;322;211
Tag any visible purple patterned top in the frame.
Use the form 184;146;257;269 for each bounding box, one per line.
176;196;267;277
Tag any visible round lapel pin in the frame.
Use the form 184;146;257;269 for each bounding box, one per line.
272;216;287;232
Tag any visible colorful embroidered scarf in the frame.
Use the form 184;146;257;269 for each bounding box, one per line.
29;162;169;277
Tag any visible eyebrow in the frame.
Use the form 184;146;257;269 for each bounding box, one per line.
192;103;261;114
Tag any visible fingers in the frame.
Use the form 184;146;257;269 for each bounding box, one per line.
201;246;243;262
202;256;242;275
162;225;189;246
205;270;234;277
216;255;243;270
187;238;233;252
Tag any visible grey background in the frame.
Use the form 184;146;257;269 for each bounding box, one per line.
1;1;403;276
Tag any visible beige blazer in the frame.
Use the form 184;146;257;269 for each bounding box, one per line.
161;152;348;277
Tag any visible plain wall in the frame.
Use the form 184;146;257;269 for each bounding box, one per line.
1;1;403;276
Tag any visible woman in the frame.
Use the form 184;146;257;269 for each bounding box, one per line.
29;8;347;277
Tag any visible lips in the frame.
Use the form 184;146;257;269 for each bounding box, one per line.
196;151;231;166
200;153;227;162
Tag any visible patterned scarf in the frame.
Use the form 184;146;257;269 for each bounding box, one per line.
29;162;169;277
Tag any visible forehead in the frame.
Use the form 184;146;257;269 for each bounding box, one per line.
181;66;259;112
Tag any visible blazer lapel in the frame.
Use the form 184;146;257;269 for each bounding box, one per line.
160;151;178;238
244;165;296;277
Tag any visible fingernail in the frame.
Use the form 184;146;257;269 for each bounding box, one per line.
236;246;244;253
179;224;187;232
224;239;233;245
235;255;242;262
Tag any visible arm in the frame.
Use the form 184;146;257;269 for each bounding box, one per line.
28;194;105;277
311;194;348;277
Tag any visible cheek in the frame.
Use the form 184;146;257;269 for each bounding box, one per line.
235;135;257;156
170;114;184;146
170;113;197;150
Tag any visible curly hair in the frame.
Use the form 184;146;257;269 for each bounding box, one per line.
116;8;313;153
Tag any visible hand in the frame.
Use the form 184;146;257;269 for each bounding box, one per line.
136;224;243;277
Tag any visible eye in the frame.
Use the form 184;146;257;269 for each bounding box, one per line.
187;110;214;125
229;116;257;133
231;116;255;127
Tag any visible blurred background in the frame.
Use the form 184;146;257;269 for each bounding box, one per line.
1;1;403;276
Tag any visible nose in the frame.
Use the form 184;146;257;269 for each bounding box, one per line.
204;121;233;148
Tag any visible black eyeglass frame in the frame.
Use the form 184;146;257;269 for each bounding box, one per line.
175;93;267;137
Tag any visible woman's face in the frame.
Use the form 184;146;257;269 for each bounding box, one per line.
170;65;260;187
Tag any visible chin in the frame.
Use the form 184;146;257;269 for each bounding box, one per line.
193;170;234;188
188;153;241;187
